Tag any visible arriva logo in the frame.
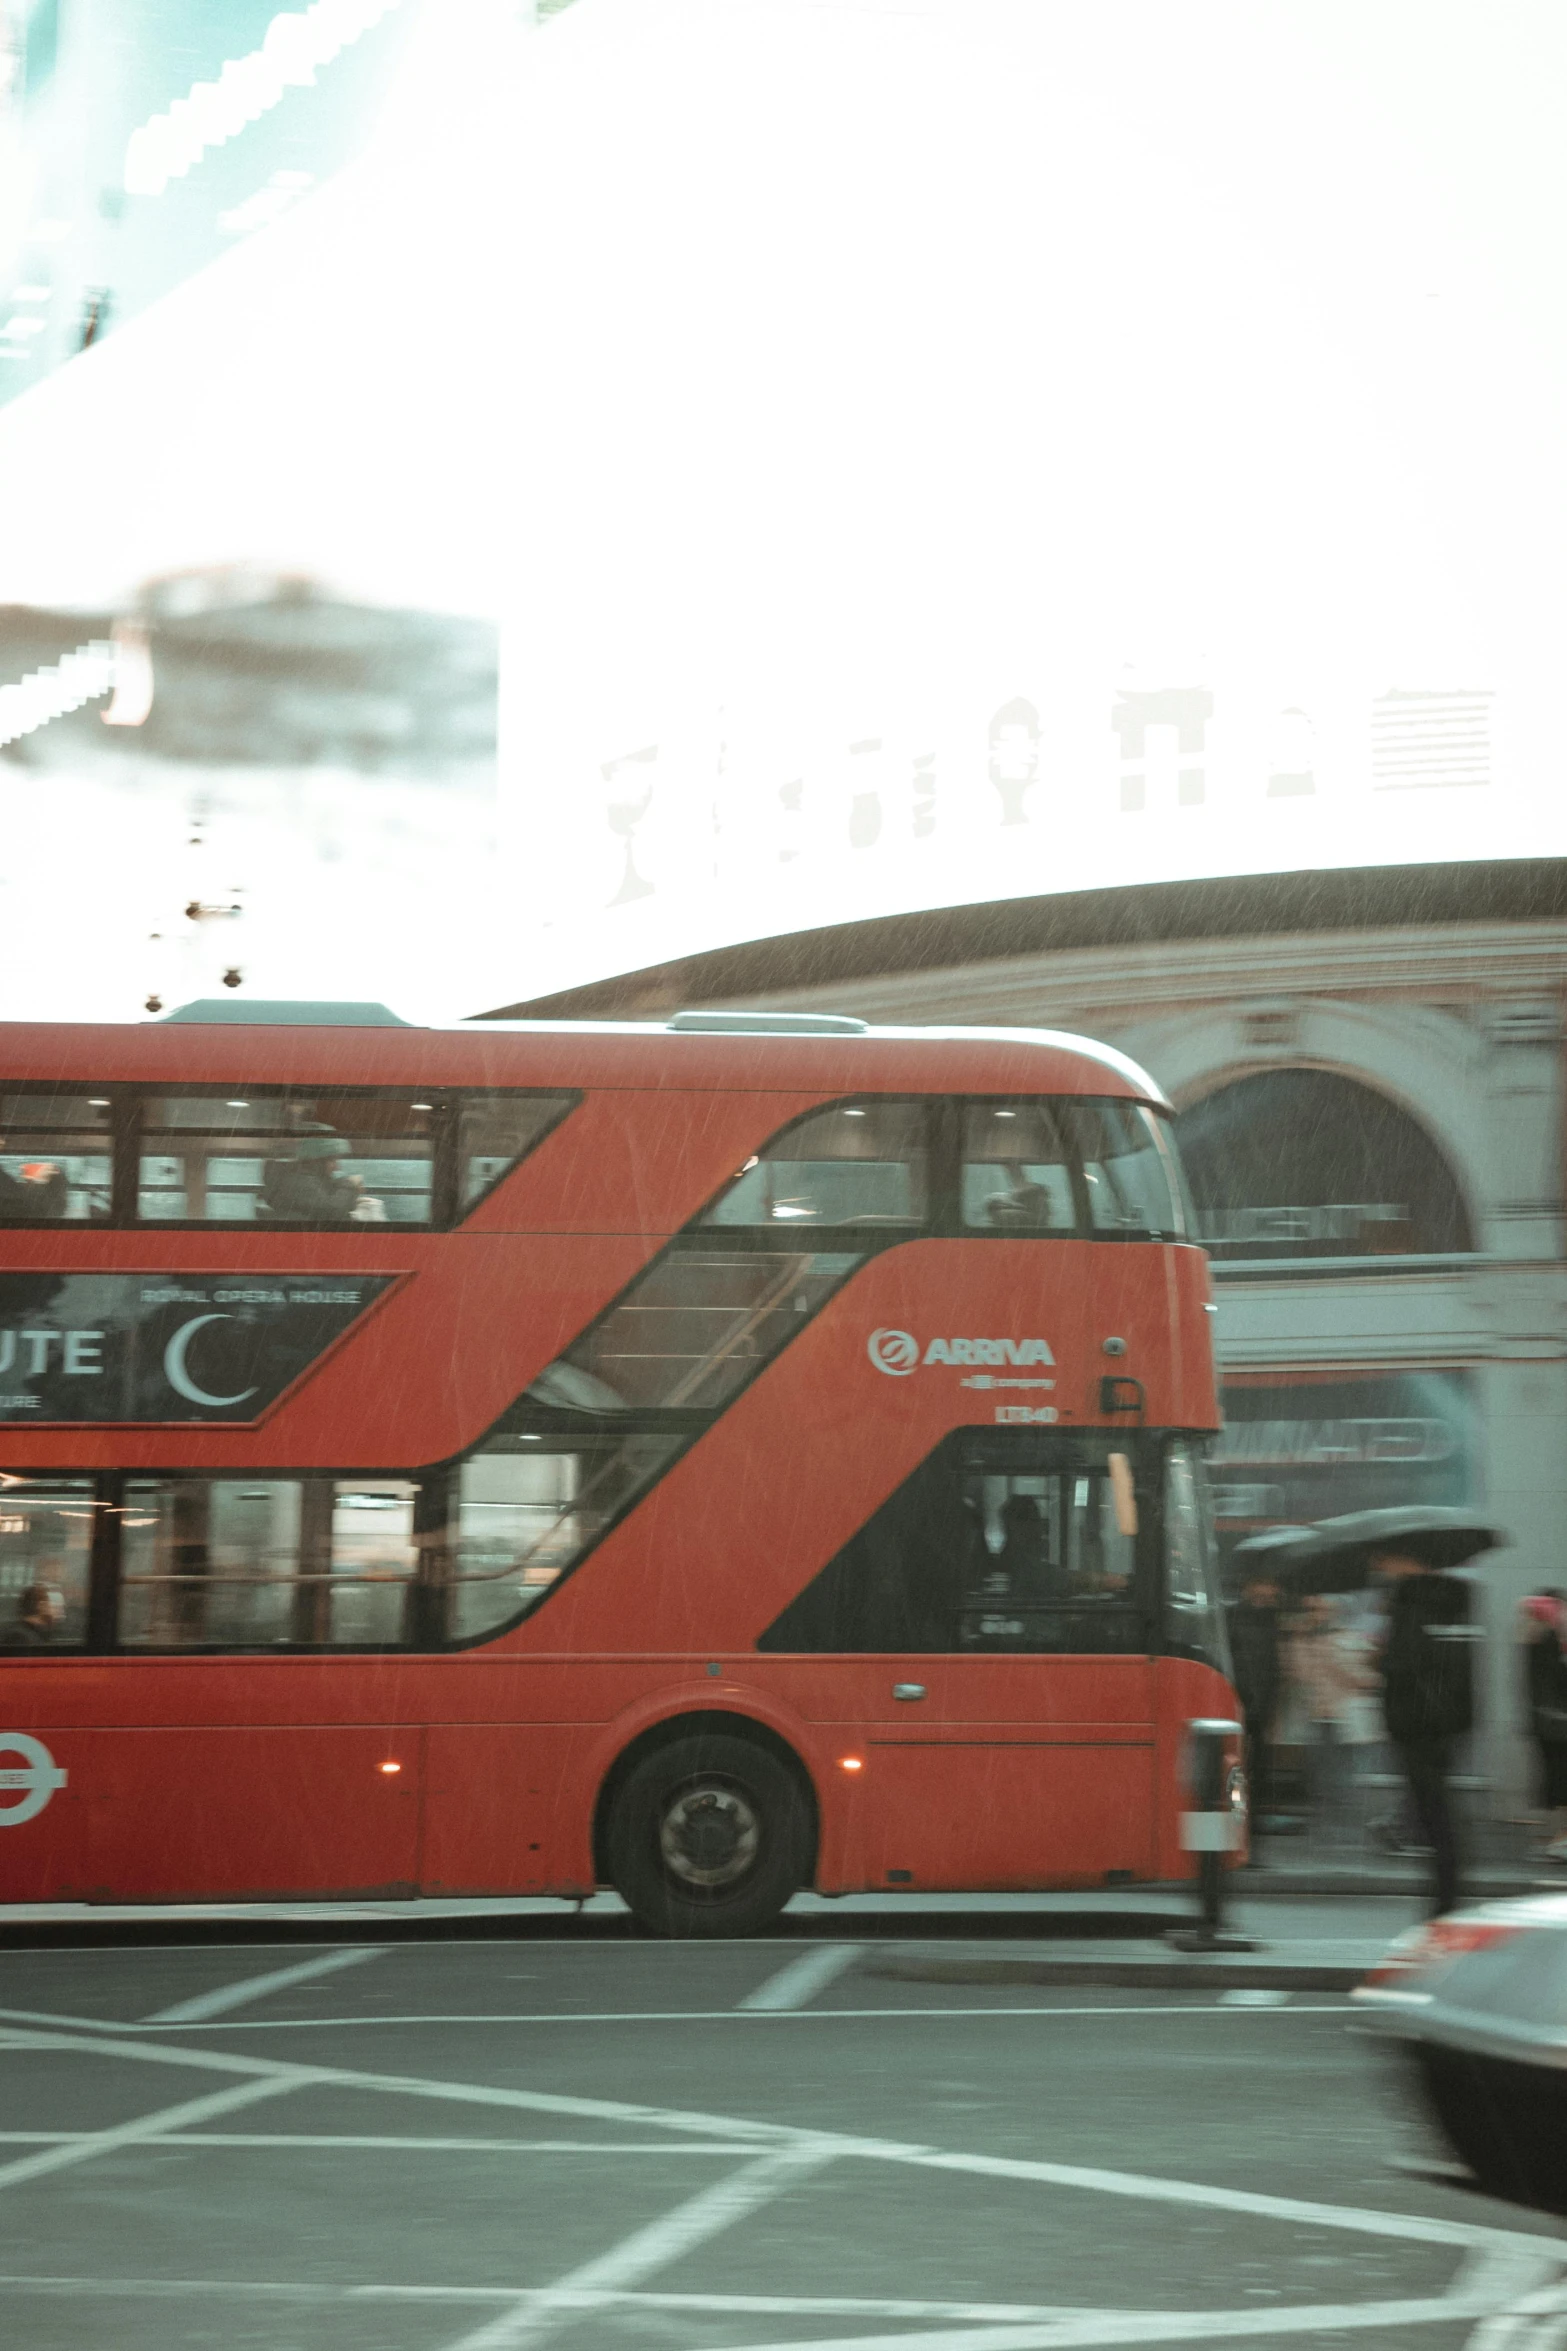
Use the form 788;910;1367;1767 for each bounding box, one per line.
0;1731;68;1827
867;1328;920;1376
868;1330;1055;1374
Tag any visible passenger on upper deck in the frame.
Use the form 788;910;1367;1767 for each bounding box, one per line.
0;1143;66;1220
260;1123;363;1223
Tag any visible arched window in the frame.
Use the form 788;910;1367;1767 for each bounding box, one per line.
1173;1070;1473;1262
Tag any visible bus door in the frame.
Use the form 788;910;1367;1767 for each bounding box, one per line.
762;1430;1160;1890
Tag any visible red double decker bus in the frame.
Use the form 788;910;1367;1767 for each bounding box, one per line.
0;1005;1237;1933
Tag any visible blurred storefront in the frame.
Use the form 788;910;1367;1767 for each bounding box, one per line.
500;858;1567;1806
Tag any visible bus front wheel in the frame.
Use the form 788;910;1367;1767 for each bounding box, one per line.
606;1731;812;1937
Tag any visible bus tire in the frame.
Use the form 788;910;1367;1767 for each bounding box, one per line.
605;1730;812;1938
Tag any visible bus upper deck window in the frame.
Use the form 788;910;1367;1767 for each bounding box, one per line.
960;1102;1075;1231
1068;1101;1183;1240
702;1101;928;1229
457;1093;575;1213
0;1094;113;1223
138;1093;435;1225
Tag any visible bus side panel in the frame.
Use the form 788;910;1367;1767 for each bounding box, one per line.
522;1240;1192;1658
826;1739;1157;1893
422;1719;595;1897
2;1718;423;1901
523;1231;1188;1655
769;1656;1157;1893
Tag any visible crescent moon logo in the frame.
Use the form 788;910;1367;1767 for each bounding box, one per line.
163;1314;258;1411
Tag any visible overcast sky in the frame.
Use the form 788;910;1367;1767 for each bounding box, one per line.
1;0;1564;1019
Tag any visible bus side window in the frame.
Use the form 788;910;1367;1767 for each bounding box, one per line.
116;1477;420;1648
0;1476;94;1648
533;1247;862;1413
456;1094;575;1215
960;1102;1076;1231
0;1094;113;1223
138;1095;435;1225
447;1430;687;1642
702;1100;928;1229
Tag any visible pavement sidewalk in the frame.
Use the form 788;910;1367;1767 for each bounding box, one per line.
0;1885;1465;1989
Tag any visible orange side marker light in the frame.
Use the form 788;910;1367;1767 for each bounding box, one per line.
379;1761;402;1775
839;1756;864;1772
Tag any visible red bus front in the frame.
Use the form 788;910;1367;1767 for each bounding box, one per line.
0;1014;1237;1931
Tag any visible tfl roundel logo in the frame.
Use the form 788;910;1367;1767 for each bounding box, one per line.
868;1328;919;1376
0;1732;68;1827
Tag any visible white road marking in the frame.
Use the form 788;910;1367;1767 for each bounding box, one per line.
0;2026;792;2148
0;2073;306;2191
723;2296;1512;2350
6;2022;1564;2264
739;1943;864;2010
24;2003;1353;2033
142;1944;385;2022
0;2280;1236;2319
0;2134;760;2155
1219;1989;1291;2007
902;2142;1565;2260
0;2273;1512;2345
1451;2247;1563;2314
1469;2278;1567;2348
440;2143;840;2350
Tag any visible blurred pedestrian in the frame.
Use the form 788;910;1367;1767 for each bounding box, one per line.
1229;1569;1283;1845
1521;1590;1567;1862
1287;1594;1377;1846
1374;1550;1476;1917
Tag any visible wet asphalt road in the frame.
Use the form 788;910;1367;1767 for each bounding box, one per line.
1;1926;1565;2351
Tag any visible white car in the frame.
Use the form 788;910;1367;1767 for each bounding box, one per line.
1353;1894;1567;2214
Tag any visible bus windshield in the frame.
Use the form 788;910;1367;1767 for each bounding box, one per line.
1163;1440;1232;1681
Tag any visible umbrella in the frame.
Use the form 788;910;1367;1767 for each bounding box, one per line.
1230;1525;1322;1584
1281;1507;1507;1595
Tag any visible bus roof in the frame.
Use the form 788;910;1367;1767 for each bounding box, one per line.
0;1015;1167;1106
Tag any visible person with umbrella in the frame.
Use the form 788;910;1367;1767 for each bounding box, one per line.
1278;1509;1499;1920
1374;1549;1475;1917
1228;1564;1286;1847
1520;1590;1567;1863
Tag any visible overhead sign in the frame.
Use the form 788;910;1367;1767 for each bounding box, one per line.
0;1274;393;1424
1210;1372;1479;1538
